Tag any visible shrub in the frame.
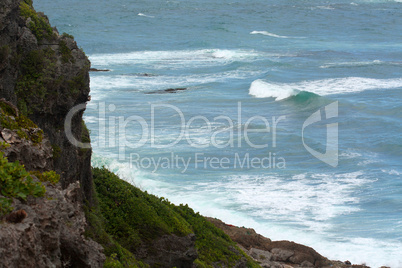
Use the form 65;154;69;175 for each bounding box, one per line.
19;0;53;41
0;101;44;144
0;145;46;216
30;170;60;185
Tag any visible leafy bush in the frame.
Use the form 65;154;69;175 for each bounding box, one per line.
19;0;53;41
0;146;46;216
59;40;75;63
15;48;59;115
62;32;74;39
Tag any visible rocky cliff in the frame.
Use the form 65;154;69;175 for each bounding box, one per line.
0;0;94;203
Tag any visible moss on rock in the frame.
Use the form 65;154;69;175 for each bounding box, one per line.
0;100;43;144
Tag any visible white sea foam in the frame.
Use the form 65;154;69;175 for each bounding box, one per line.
138;13;154;18
339;151;362;159
200;172;369;231
90;68;264;92
250;30;290;38
249;77;402;100
250;30;305;39
88;49;268;68
319;60;402;69
381;169;401;176
249;79;300;100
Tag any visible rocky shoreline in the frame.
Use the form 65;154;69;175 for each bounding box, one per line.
206;218;374;268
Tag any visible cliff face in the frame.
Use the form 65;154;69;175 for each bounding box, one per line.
0;0;93;203
0;181;105;267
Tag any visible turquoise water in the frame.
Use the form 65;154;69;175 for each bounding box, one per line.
35;0;402;266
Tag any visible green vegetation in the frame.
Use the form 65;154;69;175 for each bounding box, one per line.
84;186;149;267
89;167;260;267
68;68;87;95
0;101;43;144
30;170;60;185
15;47;60;115
59;40;75;63
81;120;91;144
62;32;74;39
19;0;53;41
0;143;46;216
51;144;61;159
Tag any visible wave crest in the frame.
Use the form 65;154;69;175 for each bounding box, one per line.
249;77;402;100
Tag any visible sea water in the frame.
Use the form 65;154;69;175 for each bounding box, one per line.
34;0;402;266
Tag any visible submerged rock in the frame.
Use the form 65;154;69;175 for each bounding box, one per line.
89;68;110;72
146;87;187;94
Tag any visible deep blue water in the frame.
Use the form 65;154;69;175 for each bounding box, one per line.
35;0;402;266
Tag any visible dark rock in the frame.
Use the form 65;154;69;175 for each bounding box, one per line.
146;87;187;94
206;217;272;250
5;209;27;223
0;0;94;204
137;233;198;268
0;182;105;267
138;73;156;77
206;217;332;268
89;68;110;72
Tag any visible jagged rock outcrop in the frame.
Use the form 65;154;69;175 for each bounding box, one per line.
0;181;105;268
0;1;105;266
0;98;53;171
206;217;332;268
0;0;94;203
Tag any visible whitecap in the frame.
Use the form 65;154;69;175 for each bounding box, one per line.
249;79;300;101
138;13;154;18
250;30;305;39
249;77;402;100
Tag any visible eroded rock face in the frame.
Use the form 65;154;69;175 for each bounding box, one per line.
0;181;105;268
0;0;94;204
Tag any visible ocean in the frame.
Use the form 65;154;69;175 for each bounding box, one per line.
34;0;402;266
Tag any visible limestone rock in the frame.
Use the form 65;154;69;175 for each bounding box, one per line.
0;0;94;204
0;182;105;267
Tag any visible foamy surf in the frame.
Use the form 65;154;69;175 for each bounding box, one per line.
249;77;402;100
88;49;265;67
88;154;402;268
